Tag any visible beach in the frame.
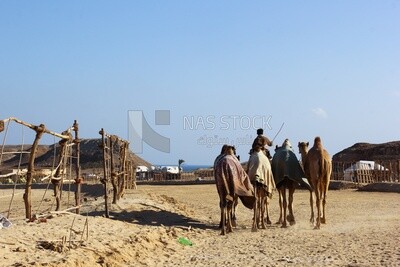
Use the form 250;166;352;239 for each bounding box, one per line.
1;184;400;266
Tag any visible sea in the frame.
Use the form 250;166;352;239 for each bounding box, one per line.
182;164;212;172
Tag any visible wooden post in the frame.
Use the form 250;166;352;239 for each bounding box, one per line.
23;124;45;220
342;162;345;181
132;161;137;189
126;160;137;190
109;136;119;204
117;141;128;200
73;120;81;214
126;160;131;189
99;128;109;218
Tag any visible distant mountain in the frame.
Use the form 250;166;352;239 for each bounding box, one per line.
0;138;152;170
332;141;400;162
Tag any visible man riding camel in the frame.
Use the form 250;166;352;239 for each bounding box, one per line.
252;128;273;159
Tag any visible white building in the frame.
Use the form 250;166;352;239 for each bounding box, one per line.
343;160;388;181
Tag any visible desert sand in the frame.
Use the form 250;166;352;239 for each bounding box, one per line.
1;183;400;266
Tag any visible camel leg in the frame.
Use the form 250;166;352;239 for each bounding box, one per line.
260;189;266;229
226;200;233;233
321;180;329;224
219;199;223;229
265;195;272;225
257;191;262;229
230;196;238;228
287;184;296;225
309;190;315;223
281;188;288;228
314;181;322;230
252;183;258;232
321;192;326;224
220;199;227;235
276;189;283;225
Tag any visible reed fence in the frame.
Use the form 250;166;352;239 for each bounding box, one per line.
332;160;400;184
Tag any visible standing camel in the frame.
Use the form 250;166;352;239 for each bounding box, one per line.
247;148;275;231
214;145;238;228
298;137;332;229
272;139;312;228
214;145;255;235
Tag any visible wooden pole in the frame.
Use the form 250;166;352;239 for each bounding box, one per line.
117;141;128;200
99;129;109;218
73;120;81;214
132;161;137;189
109;136;118;204
126;160;131;189
23;124;45;220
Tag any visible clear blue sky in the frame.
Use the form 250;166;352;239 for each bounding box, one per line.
1;1;399;165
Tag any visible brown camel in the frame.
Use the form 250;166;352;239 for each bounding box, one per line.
298;137;332;229
214;145;255;235
214;145;238;229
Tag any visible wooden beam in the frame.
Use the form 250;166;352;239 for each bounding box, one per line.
2;117;71;140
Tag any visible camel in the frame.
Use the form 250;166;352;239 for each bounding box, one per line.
272;139;312;228
214;145;238;228
214;145;255;235
298;137;332;229
247;148;275;231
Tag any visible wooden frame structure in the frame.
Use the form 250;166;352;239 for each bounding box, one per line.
0;117;81;220
99;128;135;218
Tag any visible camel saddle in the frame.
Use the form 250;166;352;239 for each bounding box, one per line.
271;144;312;191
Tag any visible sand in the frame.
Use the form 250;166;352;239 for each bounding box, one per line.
1;184;400;266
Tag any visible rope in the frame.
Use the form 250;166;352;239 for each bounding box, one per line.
38;134;58;214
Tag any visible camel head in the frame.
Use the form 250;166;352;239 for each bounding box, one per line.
273;139;293;152
222;145;236;156
282;138;292;147
298;141;309;155
220;144;230;154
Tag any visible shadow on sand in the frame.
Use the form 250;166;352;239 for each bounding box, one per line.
86;208;216;230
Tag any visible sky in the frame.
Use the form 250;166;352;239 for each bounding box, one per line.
1;1;399;166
